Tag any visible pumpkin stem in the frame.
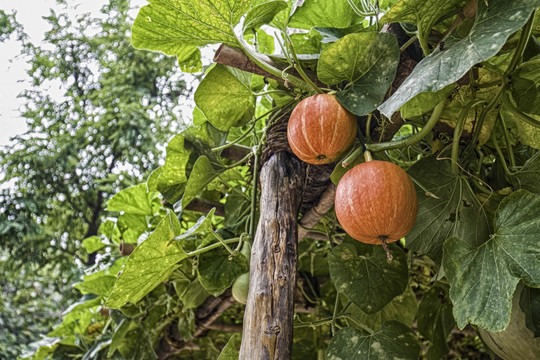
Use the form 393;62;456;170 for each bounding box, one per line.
363;151;373;162
379;236;393;261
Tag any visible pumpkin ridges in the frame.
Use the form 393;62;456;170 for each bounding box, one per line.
287;94;356;164
335;160;418;245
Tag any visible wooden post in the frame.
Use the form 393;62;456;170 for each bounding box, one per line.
239;152;305;360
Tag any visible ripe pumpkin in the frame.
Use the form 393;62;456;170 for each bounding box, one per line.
287;94;357;165
335;160;417;245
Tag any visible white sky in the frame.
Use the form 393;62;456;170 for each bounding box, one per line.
0;0;147;147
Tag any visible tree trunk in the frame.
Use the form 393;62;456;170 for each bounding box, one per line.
239;152;306;360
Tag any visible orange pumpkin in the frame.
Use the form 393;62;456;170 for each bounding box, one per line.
287;94;357;165
335;160;418;245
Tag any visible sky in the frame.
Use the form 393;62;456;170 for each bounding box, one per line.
0;0;146;147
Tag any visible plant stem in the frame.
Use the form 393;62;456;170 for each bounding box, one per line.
502;91;540;128
236;34;314;93
451;99;487;175
186;238;241;257
363;150;373;162
212;108;278;152
331;292;340;336
400;35;418;53
498;113;516;169
469;85;504;147
505;11;535;76
365;100;445;153
285;37;323;94
253;89;295;97
492;132;515;177
210;230;234;255
341;146;364;167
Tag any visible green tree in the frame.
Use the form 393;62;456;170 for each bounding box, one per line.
17;0;540;359
0;0;191;356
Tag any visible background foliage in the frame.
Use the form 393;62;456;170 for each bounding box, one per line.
2;0;540;359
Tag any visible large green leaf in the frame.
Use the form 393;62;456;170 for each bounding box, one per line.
197;241;249;295
317;32;399;115
195;64;256;131
289;0;362;29
182;156;225;208
346;286;418;331
400;84;455;119
328;240;408;314
326;322;420;360
131;0;250;69
379;0;540;117
406;156;490;264
155;134;191;203
243;0;288;32
381;0;465;50
443;190;540;330
106;213;186;308
107;183;158;216
510;151;540;194
417;283;455;360
511;55;540;116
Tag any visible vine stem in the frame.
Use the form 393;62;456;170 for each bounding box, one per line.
211;107;277;152
400;35;418;53
185;238;242;257
235;34;314;94
468;12;535;148
492;122;517;177
285;37;323;94
210;230;234;255
502;91;540;128
451;99;487;175
365;100;445;153
331;292;340;336
505;11;535;75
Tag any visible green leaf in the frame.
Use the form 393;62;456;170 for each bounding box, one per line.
443;190;540;330
255;28;276;54
106;213;187;308
379;0;540;117
156;134;191;203
417;283;455;360
289;30;323;55
131;0;251;67
400;84;455;119
326;322;421;360
195;64;256;131
328;240;408;314
520;285;540;337
243;0;288;32
181;278;211;309
197;241;249;296
75;275;117;297
511;55;540;116
182;156;225;208
217;334;241;360
381;0;465;50
346;286;418;331
82;236;106;253
406;156;490;264
107;184;157;215
172;208;215;241
289;0;362;29
317;32;399;115
510;152;540;194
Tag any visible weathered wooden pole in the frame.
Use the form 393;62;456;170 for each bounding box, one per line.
239;152;305;360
